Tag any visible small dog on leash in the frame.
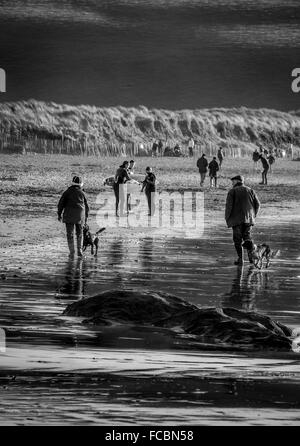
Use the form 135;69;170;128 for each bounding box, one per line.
242;240;279;269
83;224;106;256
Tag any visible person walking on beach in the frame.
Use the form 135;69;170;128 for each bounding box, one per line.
225;175;260;266
188;137;195;157
259;154;270;185
151;140;158;157
58;176;89;259
208;157;219;188
114;161;131;216
252;148;260;170
196;154;208;187
158;139;163;157
120;142;127;157
217;147;224;169
141;167;156;216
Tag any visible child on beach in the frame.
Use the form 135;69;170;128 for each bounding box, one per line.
141;167;156;216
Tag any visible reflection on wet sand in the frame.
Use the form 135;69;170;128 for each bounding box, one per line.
1;220;300;425
56;259;86;300
107;238;127;286
108;238;124;267
139;237;154;273
222;265;269;311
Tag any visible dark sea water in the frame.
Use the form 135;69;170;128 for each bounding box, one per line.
0;0;300;110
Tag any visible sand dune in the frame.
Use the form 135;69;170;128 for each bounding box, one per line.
1;100;300;155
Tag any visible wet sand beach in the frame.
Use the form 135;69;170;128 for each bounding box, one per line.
0;185;300;425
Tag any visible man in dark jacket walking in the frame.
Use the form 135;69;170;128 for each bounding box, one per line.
196;154;208;187
58;176;89;258
225;175;260;265
208;157;219;188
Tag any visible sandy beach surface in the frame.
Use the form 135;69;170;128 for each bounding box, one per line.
0;157;300;425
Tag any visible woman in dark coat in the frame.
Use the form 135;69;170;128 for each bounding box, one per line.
252;149;260;169
58;176;89;258
114;161;131;216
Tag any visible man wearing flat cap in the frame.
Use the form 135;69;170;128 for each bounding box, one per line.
225;175;260;265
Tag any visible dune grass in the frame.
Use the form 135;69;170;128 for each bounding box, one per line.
1;100;300;156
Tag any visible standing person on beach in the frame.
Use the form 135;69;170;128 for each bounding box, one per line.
252;148;260;169
120;142;127;157
141;167;156;216
114;161;131;216
128;159;135;175
151;140;158;157
268;151;275;173
217;147;224;169
259;154;270;185
188;137;195;157
158;139;163;157
127;160;136;211
208;157;219;188
58;176;89;259
196;154;208;187
225;175;260;266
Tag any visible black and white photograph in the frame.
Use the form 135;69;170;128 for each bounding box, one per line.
0;0;300;428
